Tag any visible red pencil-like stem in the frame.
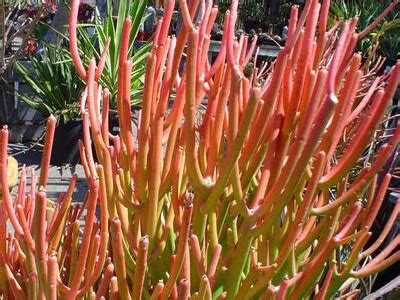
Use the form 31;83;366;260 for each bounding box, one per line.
34;191;49;297
67;180;99;299
161;202;193;300
0;128;23;235
77;166;109;296
83;112;97;178
132;236;149;299
101;89;110;147
203;88;260;213
314;125;400;214
39;115;56;189
320;63;400;188
95;38;111;80
69;0;87;80
361;200;399;258
177;278;190;300
49;255;58;300
95;263;114;299
117;18;132;131
47;174;77;242
111;218;131;299
4;1;398;298
184;29;210;188
16;205;35;250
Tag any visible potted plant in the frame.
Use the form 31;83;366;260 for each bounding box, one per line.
70;0;150;134
16;42;85;165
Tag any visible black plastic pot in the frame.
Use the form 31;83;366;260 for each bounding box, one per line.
109;111;120;136
108;108;139;137
51;119;83;166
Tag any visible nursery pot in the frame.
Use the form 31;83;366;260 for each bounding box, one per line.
109;110;120;136
51;119;83;166
84;111;121;163
108;108;139;137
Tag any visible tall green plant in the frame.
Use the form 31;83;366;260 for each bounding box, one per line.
74;0;150;108
374;21;400;61
16;43;85;124
330;0;400;60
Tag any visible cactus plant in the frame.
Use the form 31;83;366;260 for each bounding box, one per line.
0;0;399;299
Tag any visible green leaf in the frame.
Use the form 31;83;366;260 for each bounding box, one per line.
16;41;85;120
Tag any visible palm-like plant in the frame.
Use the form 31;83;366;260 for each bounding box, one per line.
330;0;400;61
376;24;400;62
73;0;150;108
16;43;85;124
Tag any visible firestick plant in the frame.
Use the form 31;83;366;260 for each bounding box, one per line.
0;0;399;299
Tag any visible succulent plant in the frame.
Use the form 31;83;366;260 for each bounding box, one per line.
0;0;398;299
